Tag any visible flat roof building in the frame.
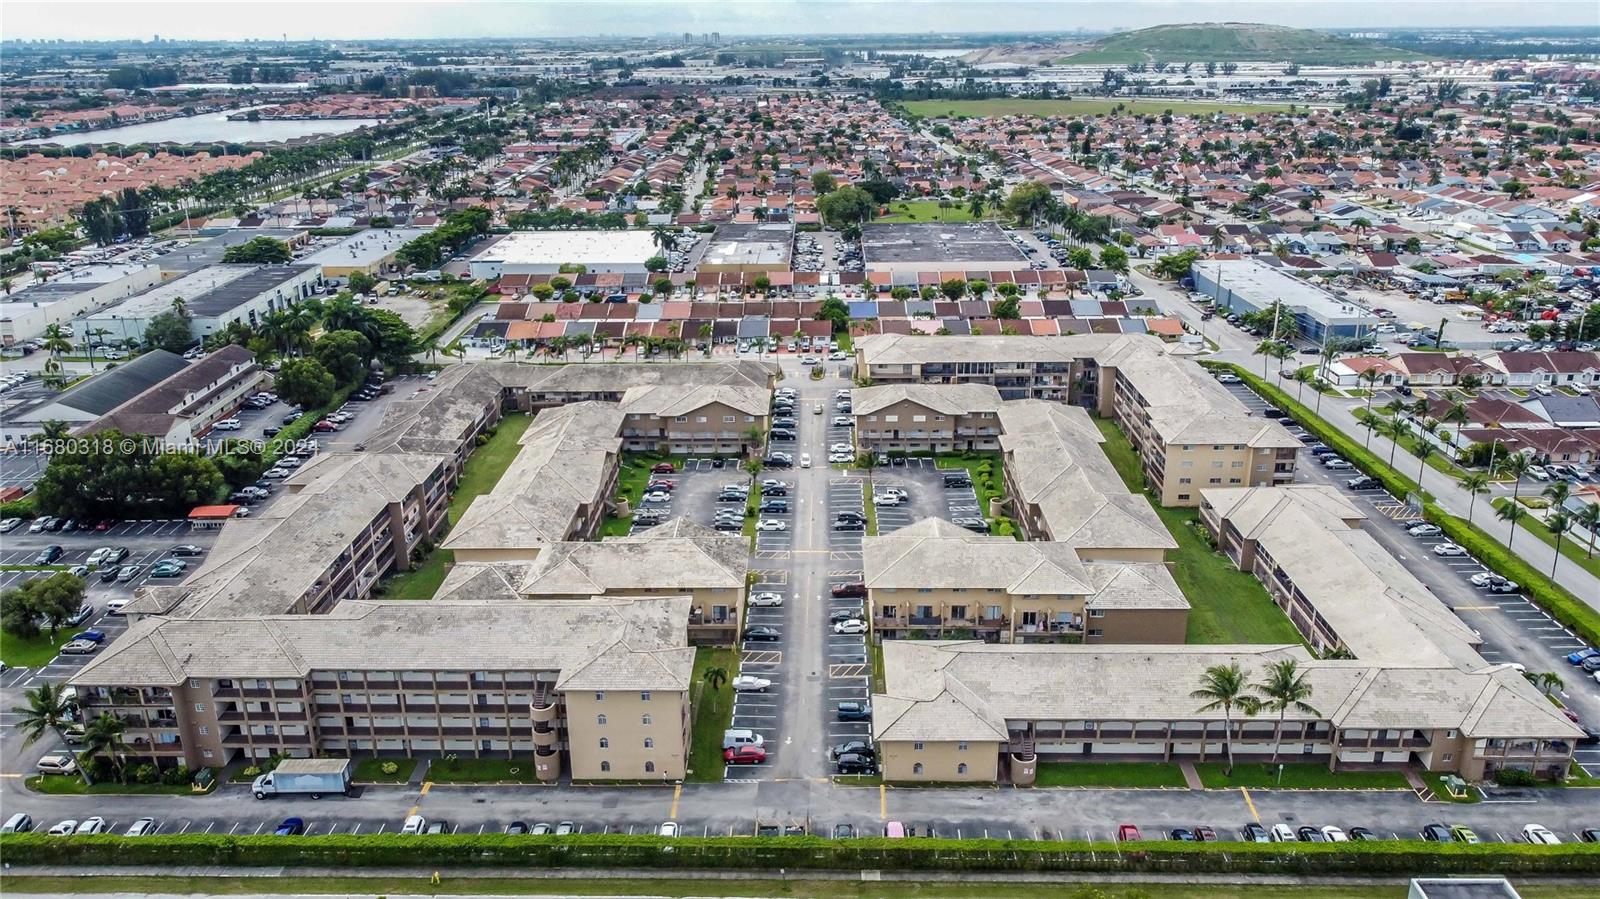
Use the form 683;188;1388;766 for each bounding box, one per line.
301;228;430;279
467;230;659;280
157;229;309;277
861;222;1027;274
78;264;320;344
699;223;793;273
1;263;163;344
1193;259;1378;342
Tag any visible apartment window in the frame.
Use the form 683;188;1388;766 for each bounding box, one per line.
594;692;605;701
675;416;687;422
642;714;652;726
1089;609;1105;619
640;691;651;702
985;605;1002;620
867;415;877;422
722;416;735;423
934;415;945;422
1212;445;1222;451
199;726;209;735
202;750;214;760
913;763;924;774
958;763;969;774
1446;730;1457;739
596;714;607;726
695;416;707;423
1178;493;1190;501
644;738;654;749
1087;629;1102;637
600;761;611;773
1179;460;1193;468
1208;478;1221;484
912;415;926;423
189;679;200;689
599;737;609;749
1178;477;1192;484
644;761;655;773
194;703;205;713
957;742;968;751
913;741;924;751
884;415;898;422
1231;461;1244;468
1442;752;1454;762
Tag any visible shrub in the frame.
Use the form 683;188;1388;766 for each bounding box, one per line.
0;497;37;519
131;763;159;784
240;766;262;778
162;766;192;787
1494;768;1538;787
381;761;399;776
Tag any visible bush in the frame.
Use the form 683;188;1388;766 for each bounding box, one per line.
161;766;191;787
131;763;159;785
240;766;262;778
0;497;37;519
380;761;399;776
1494;767;1539;786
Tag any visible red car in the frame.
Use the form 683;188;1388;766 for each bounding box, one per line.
723;744;767;765
1117;824;1141;842
314;420;339;433
647;479;675;490
93;519;115;532
651;462;676;474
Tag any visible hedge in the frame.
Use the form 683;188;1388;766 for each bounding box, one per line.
1;496;37;519
261;381;358;468
1;833;1596;875
1209;362;1600;649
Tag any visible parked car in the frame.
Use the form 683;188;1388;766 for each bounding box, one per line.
1450;825;1481;844
1239;823;1269;842
742;626;781;642
273;817;306;836
748;592;784;607
723;744;768;765
730;675;772;692
836;701;871;721
1406;523;1442;538
1432;543;1467;557
1348;826;1377;841
833;619;868;635
1117;824;1142;842
123;817;158;837
59;639;99;655
651;462;676;474
835;752;876;775
74;817;106;835
831;582;867;598
1522;823;1561;844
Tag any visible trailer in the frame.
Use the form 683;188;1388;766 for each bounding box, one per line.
251;758;353;800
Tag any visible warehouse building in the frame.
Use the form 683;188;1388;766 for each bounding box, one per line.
699;223;793;273
1192;259;1378;342
861;222;1027;274
0;263;163;345
78;264;321;344
81;345;265;444
301;228;429;280
467;230;658;280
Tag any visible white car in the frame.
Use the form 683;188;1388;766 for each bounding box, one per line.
46;820;79;836
401;815;427;835
1217;374;1242;384
813;403;824;415
832;417;853;427
212;418;242;431
834;619;868;635
1320;826;1348;842
658;821;679;837
828;452;854;464
106;597;131;614
1433;542;1467;557
873;493;903;506
59;639;99;655
800;356;819;365
1526;466;1551;481
641;492;672;503
828;351;848;361
755;519;787;532
828;443;854;454
124;817;157;837
799;453;812;468
748;592;784;607
75;817;106;835
86;547;111;567
731;675;772;692
262;467;291;478
1522;823;1560;844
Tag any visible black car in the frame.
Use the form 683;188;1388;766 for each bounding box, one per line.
761;485;788;497
99;566;121;583
832;519;864;532
832;824;856;839
835;510;866;522
1348;826;1377;841
282;412;302;425
1170;828;1199;841
830;740;875;760
942;474;972;488
759;500;789;514
718;491;749;502
1296;826;1326;843
34;545;64;565
763;456;792;468
952;517;989;533
835;752;876;775
1240;823;1268;842
829;609;864;624
836;701;871;721
1581;828;1600;843
770;430;796;442
504;821;529;835
1309;445;1336;456
262;426;281;437
712;520;742;532
743;626;781;642
1421;823;1453;842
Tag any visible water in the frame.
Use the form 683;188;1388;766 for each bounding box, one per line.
17;111;379;147
876;48;975;58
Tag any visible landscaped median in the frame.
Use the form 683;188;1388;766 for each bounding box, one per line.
3;832;1597;875
1208;362;1600;651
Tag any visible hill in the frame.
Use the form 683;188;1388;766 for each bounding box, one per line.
1058;22;1430;65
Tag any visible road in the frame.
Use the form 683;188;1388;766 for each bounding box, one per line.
1137;269;1600;613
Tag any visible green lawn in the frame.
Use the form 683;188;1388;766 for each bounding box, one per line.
352;756;417;784
1422;770;1480;803
378;413;532;599
870;641;885;694
3;875;1508;899
875;200;980;223
1490;497;1600;580
904;98;1293;119
602;453;680;537
1195;763;1409;790
1091;418;1304;646
26;772;216;795
862;481;879;536
1;626;80;668
686;646;737;783
932;453;1015;538
425;756;542;784
1032;762;1187;788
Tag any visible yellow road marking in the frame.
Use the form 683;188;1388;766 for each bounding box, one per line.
407;804;419;816
669;783;681;819
879;783;887;820
419;782;432;796
1241;787;1259;823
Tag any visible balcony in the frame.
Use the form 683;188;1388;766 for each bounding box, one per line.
873;616;907;629
909;615;942;626
977;616;1009;628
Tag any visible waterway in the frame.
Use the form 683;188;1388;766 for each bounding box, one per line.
17;111;378;147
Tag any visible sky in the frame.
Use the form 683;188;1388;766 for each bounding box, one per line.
4;0;1594;42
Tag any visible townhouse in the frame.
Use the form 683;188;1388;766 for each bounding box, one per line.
1482;351;1600;390
69;598;696;781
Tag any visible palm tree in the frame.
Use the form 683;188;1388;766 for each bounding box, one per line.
1495;501;1526;551
1458;472;1490;525
1576;504;1600;559
1542;481;1570;511
1289;368;1312;403
41;322;71;360
1253;339;1282;378
1498;454;1530;506
1547;513;1571;577
10;682;73;747
703;666;728;692
81;712;130;784
1381;417;1410;468
1253;660;1320;763
37;419;70;443
1191;663;1260;776
1412;441;1435;484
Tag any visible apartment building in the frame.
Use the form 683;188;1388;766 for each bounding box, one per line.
617;384;771;455
363;363;506;476
495;359;778;410
851;384;1003;453
125;451;452;619
1093;338;1300;507
69;598;695;781
82;345;265;445
863;518;1187;643
853;333;1115;402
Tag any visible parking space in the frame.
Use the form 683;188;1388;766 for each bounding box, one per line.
824;567;872;761
865;465;943;534
727;567;788;783
752;476;794;557
826;477;865;559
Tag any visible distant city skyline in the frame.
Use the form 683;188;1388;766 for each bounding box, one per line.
5;1;1594;42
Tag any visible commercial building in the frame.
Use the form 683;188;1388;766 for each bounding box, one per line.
77;264;321;345
156;229;310;277
69;597;694;781
1192;259;1378;342
81;345;265;444
301;228;429;280
3;349;190;437
466;230;659;280
0;263;162;345
698;223;793;273
861;222;1027;274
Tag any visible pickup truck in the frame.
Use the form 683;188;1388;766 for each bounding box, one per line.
252;758;353;800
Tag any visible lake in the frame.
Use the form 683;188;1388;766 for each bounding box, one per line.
17;111;379;147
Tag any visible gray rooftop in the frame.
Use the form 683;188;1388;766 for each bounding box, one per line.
861;222;1026;266
702;222;794;267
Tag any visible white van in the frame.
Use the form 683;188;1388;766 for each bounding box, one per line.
722;728;765;750
401;814;427;834
1;813;33;833
1268;823;1295;842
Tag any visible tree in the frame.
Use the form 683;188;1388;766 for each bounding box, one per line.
1002;181;1053;226
810;171;837;194
347;271;378;295
1098;245;1129;272
10;682;73;748
22;572;87;638
816;186;875;227
313;330;372;385
644;255;669;272
1547;513;1571;577
275;358;335;409
81;712;131;784
814;295;850;334
1459;472;1490;525
221;237;292;264
1191;663;1260;776
1153;248;1201;280
992;295;1021;320
143;310;193;354
652;277;673;299
0;585;43;639
1495;501;1526;551
1576;503;1600;559
703;666;728;692
1412;441;1436;484
32;429;225;521
939;279;967;301
1067;246;1094;270
1253;659;1320;762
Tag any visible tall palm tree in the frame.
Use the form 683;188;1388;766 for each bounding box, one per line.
1547;513;1571;577
37;419;70;443
1458;472;1490;525
1542;481;1570;511
1498;454;1530;506
1576;504;1600;559
1495;502;1526;551
10;682;73;747
41;322;71;360
81;712;130;784
703;666;728;692
1253;660;1320;763
1191;663;1260;776
1412;440;1435;485
1358;369;1380;422
1382;418;1410;469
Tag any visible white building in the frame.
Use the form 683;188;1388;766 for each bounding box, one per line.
0;263;163;345
467;230;658;279
78;264;321;345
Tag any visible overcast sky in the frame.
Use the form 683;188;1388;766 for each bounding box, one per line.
6;1;1594;42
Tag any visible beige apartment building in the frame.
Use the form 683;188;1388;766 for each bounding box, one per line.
496;359;779;409
863;519;1187;643
852;333;1113;402
69;598;696;780
618;384;770;455
851;384;1003;453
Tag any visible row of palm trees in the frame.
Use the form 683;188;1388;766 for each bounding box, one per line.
12;682;131;785
1190;659;1320;776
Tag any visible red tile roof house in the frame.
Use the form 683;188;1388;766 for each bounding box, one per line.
1389;353;1499;387
1318;355;1404;387
1482;351;1600;389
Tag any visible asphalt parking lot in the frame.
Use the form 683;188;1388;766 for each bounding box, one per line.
1218;378;1600;772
